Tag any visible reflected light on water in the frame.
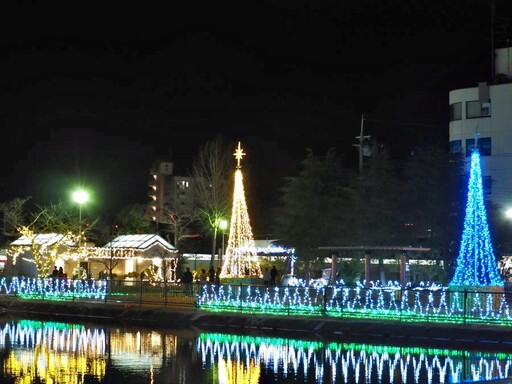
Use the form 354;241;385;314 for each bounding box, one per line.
0;320;180;383
0;320;107;383
1;320;512;383
197;333;512;384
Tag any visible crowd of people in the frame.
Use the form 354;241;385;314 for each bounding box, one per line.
262;266;279;286
182;264;281;290
50;266;89;280
50;263;283;287
196;266;222;285
180;266;222;296
51;266;67;279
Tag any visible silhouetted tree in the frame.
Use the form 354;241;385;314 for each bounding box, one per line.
401;143;466;278
116;204;154;234
273;148;359;277
355;141;403;245
191;135;232;266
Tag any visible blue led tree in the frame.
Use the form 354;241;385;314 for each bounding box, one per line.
449;148;503;287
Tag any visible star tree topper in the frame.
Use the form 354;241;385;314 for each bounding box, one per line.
234;141;245;169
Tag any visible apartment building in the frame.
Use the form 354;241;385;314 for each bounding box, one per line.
147;160;195;225
449;46;512;211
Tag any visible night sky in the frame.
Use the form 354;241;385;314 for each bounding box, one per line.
1;1;511;225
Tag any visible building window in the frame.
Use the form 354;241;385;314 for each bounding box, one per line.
481;102;491;116
450;102;462;121
466;100;491;118
466;137;491;157
466;139;475;156
450;140;462;154
483;176;492;195
479;137;492;156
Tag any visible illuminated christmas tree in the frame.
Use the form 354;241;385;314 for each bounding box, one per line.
220;142;263;278
449;147;503;287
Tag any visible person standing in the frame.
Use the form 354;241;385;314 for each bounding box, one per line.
181;267;193;296
208;265;215;283
215;266;222;285
263;267;271;286
199;268;207;284
270;266;278;286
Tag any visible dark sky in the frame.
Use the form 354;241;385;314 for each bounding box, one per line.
1;1;511;225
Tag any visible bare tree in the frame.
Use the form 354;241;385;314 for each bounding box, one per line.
6;201;97;277
0;197;32;244
162;205;199;276
90;248;124;285
165;206;199;247
191;135;232;266
0;197;100;277
148;247;177;283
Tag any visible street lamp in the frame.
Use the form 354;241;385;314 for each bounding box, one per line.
72;189;89;284
219;219;228;267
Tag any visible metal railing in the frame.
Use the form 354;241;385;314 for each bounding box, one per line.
196;283;512;327
2;276;512;328
0;276;197;306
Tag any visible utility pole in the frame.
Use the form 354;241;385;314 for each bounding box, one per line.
353;113;371;177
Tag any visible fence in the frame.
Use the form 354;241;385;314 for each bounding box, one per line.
1;276;512;328
0;276;197;306
196;283;512;327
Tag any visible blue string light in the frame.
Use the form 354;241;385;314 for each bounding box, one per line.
449;149;503;287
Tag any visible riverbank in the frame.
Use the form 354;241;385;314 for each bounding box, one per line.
3;297;512;351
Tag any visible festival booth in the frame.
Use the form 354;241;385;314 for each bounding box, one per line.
87;234;179;282
6;233;178;282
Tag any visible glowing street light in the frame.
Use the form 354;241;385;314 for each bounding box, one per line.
219;219;228;266
72;189;89;284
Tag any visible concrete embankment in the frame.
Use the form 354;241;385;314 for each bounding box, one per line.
3;298;512;351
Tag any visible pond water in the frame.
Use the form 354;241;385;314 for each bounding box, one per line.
0;317;511;383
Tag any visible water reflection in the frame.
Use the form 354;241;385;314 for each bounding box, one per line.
197;333;512;383
0;318;511;383
0;319;194;384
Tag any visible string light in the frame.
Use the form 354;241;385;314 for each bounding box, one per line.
197;283;512;326
197;332;512;384
0;320;179;383
450;148;503;287
7;231;80;277
221;142;262;278
0;276;107;300
3;319;512;384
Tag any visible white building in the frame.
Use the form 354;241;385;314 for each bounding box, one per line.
449;47;512;211
147;160;195;225
7;233;178;281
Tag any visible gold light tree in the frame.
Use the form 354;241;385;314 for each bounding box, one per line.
220;142;262;278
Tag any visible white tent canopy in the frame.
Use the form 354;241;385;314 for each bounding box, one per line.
104;234;176;252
